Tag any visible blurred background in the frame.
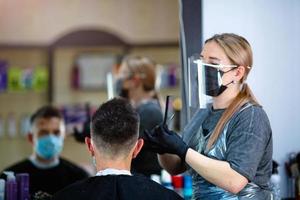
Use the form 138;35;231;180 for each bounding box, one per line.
0;0;180;171
0;0;299;199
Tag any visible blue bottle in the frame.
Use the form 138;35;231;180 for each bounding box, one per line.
183;175;193;200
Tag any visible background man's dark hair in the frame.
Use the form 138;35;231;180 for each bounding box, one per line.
91;97;139;155
30;105;63;125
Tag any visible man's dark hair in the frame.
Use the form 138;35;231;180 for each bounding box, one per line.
30;105;63;125
91;98;139;155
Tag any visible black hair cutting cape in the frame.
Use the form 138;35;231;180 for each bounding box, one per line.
52;174;183;200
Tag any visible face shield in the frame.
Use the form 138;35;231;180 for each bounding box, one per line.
106;72;115;99
187;54;237;110
107;77;129;99
106;69;134;99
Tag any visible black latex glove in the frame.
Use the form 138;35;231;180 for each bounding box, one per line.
73;103;91;143
73;120;90;143
143;125;189;161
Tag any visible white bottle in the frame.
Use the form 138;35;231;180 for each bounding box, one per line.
161;170;173;190
270;173;281;200
0;179;5;200
20;114;30;137
7;113;17;138
0;115;4;138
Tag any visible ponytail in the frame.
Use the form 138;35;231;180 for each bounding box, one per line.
206;83;259;150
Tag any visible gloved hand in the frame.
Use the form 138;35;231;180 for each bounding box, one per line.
73;120;91;143
73;103;91;143
143;125;189;161
73;118;91;143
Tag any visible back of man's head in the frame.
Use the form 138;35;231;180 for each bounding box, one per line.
91;97;139;157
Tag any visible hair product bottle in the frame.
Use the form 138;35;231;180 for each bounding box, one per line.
4;172;17;200
16;173;30;200
0;179;5;200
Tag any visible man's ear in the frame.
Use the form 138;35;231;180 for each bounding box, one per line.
85;137;95;156
132;139;144;159
27;133;34;144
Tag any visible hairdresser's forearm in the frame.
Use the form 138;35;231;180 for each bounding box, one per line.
185;148;248;194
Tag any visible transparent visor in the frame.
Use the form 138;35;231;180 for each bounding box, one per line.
187;55;237;110
106;72;128;99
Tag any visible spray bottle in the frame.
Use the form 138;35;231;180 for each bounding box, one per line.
270;160;280;200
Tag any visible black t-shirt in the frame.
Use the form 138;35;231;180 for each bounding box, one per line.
131;100;163;176
2;158;89;196
53;175;183;200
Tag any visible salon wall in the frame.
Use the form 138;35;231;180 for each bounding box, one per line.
53;46;180;105
0;0;179;45
202;0;300;198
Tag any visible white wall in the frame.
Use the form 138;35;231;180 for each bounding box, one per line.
202;0;300;198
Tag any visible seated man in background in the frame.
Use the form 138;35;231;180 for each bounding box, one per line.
53;98;182;200
2;105;89;196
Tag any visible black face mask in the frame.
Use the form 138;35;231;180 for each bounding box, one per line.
119;88;129;98
206;84;228;97
204;66;234;97
115;78;129;99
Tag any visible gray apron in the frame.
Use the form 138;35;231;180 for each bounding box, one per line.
182;105;272;200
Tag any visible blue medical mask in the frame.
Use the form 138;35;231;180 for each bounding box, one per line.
35;134;63;160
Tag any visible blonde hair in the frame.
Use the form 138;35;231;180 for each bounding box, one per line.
205;33;260;150
122;56;156;91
